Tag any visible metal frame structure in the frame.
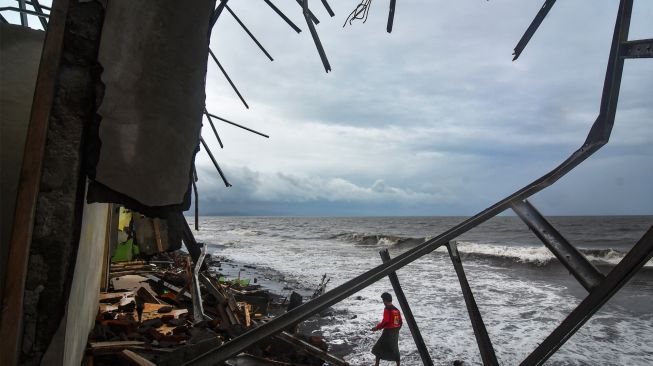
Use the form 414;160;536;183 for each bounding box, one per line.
0;0;50;29
183;0;652;364
3;0;650;364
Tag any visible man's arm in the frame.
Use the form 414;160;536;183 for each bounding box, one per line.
372;308;390;331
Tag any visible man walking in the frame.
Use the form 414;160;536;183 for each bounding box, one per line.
371;292;402;366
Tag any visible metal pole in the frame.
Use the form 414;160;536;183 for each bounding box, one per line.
387;0;397;33
320;0;334;17
302;0;331;72
18;0;27;26
208;48;249;109
521;225;653;365
209;0;229;32
263;0;301;33
447;242;499;366
199;137;231;187
380;249;434;366
192;244;208;323
203;109;224;148
511;200;604;291
205;112;269;138
296;0;320;24
513;0;557;60
192;165;199;231
225;4;274;61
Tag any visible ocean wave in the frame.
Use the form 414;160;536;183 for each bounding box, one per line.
228;228;264;236
329;232;426;246
452;241;653;268
330;231;651;267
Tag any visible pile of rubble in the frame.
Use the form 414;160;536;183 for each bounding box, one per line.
85;251;348;366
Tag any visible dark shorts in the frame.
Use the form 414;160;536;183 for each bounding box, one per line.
372;327;400;361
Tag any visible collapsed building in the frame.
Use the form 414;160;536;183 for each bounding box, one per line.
1;0;651;365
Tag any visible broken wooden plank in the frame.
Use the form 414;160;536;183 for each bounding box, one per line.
152;219;165;252
90;340;146;349
121;349;157;366
110;270;157;278
199;274;227;304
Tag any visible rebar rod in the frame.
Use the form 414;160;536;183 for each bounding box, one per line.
208;48;249;109
205;112;269;138
264;0;301;33
199;137;231;187
225;4;274;61
203;108;225;148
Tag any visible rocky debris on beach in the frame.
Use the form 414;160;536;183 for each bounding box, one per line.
85;251;349;366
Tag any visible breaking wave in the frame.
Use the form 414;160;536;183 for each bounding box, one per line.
228;228;265;236
450;241;651;267
329;232;426;246
330;232;652;267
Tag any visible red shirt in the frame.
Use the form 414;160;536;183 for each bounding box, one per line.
375;305;402;330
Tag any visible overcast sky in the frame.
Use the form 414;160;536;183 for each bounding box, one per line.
196;0;652;216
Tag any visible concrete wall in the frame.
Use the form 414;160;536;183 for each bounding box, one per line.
92;0;213;209
20;2;106;364
0;23;45;308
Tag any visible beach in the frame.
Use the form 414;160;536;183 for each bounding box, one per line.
193;216;653;365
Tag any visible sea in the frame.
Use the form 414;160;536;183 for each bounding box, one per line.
191;216;653;366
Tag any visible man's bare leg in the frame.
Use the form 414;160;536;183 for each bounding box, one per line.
374;357;380;366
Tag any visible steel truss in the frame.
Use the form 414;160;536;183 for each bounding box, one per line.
185;0;652;364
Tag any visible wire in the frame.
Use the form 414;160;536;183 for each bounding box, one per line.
343;0;372;27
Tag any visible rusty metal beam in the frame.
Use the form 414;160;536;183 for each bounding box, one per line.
18;0;27;26
209;0;228;32
208;48;249;109
511;200;604;291
205;112;269;138
263;0;301;33
320;0;334;17
199;137;231;187
387;0;397;33
447;242;499;366
296;0;319;24
513;0;557;61
302;0;331;72
225;4;274;61
521;225;653;365
184;0;642;364
203;109;224;148
620;38;653;58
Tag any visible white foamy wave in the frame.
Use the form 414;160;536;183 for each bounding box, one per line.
331;232;426;246
228;228;264;236
449;241;653;267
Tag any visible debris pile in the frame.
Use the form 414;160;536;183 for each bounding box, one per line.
86;251;348;366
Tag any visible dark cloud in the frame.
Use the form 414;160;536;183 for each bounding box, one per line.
195;1;653;216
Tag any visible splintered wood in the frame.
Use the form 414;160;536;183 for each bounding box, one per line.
88;251;346;365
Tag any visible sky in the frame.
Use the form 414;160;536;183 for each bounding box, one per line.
7;0;649;216
195;0;653;217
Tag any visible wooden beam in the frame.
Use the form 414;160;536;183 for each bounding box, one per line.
90;341;146;349
0;0;70;364
120;349;157;366
101;204;116;291
152;219;164;252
